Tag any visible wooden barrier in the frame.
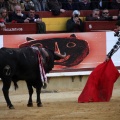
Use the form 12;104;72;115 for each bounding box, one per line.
84;21;117;32
0;20;117;34
0;23;37;35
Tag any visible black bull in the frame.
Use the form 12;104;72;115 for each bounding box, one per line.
0;47;65;109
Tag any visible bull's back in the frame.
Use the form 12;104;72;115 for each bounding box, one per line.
14;47;39;79
0;47;39;80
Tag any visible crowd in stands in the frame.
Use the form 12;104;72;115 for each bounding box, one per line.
86;8;120;21
0;0;120;33
0;4;46;33
0;0;120;12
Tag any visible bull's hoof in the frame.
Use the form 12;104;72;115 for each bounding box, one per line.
42;83;47;89
27;103;33;107
8;105;15;109
37;103;43;107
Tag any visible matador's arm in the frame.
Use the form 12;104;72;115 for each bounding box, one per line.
107;37;120;58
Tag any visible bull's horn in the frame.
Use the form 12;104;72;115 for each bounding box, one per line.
55;52;66;58
61;52;66;58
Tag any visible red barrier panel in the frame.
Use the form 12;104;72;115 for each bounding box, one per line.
0;21;118;35
84;21;117;32
0;23;37;35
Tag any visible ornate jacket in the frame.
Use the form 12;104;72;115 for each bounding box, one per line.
107;36;120;58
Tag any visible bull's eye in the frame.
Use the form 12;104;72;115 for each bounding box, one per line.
66;42;76;48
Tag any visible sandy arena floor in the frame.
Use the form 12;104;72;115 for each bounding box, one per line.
0;84;120;120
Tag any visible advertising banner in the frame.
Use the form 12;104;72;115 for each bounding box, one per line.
0;32;119;76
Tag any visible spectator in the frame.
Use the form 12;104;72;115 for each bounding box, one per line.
118;9;120;16
22;0;35;11
78;0;92;10
9;5;29;23
0;7;9;22
90;0;110;10
0;7;9;28
86;8;102;21
66;10;84;32
62;0;79;10
8;0;25;11
46;0;65;15
101;8;118;20
32;0;47;11
110;0;120;9
26;7;46;33
0;19;5;28
0;0;9;10
118;9;120;20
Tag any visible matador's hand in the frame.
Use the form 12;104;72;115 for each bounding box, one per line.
105;56;110;62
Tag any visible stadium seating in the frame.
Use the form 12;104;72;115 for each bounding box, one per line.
0;10;119;34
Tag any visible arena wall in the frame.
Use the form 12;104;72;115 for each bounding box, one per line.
0;75;120;95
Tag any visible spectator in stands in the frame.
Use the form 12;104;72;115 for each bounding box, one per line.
32;0;46;11
110;0;120;9
0;0;9;10
0;19;5;28
66;10;84;32
118;9;120;20
8;0;25;11
46;0;65;15
90;0;110;10
9;5;29;23
0;7;9;28
101;8;118;20
118;9;120;16
62;0;79;10
86;8;102;21
0;7;9;22
21;0;35;11
26;7;46;33
78;0;92;10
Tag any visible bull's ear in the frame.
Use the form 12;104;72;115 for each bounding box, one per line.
26;37;35;41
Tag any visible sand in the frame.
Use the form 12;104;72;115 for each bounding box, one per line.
0;85;120;120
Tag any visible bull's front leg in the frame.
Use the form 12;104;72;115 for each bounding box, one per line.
36;87;42;107
26;82;33;107
2;79;14;109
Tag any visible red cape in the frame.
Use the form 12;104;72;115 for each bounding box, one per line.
78;59;119;103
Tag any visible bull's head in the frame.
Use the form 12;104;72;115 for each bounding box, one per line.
19;34;89;67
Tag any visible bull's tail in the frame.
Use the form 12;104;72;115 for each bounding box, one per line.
13;81;19;90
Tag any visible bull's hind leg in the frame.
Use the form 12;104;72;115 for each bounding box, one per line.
36;87;42;107
26;82;33;107
2;79;14;109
